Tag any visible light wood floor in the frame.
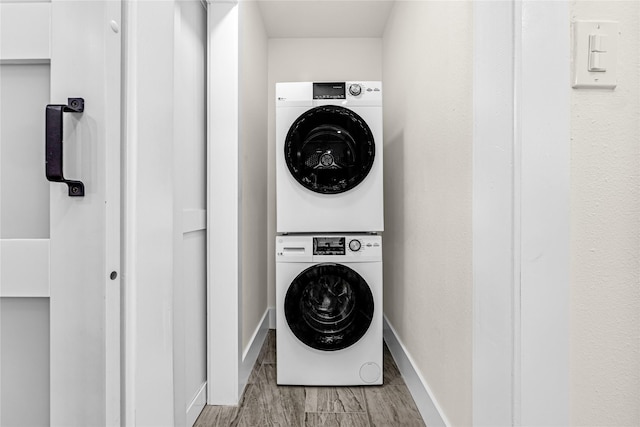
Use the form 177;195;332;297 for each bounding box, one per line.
195;330;426;427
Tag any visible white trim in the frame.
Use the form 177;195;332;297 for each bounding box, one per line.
268;306;276;329
472;2;516;425
183;209;207;234
512;4;523;423
122;1;177;424
120;1;138;427
473;1;570;425
238;308;269;396
104;1;123;424
122;2;138;424
186;382;207;427
207;0;241;406
0;58;49;65
519;1;570;424
383;316;449;427
242;309;270;361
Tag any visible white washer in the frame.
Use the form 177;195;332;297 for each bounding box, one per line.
276;81;384;233
276;234;383;385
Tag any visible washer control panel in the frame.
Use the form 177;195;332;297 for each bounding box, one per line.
346;236;381;258
313;237;345;255
277;235;381;262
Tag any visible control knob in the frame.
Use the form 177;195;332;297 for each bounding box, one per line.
349;84;362;96
349;239;362;252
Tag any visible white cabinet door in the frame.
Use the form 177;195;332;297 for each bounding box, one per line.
0;1;121;426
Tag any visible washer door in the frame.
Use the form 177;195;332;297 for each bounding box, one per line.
284;106;375;194
284;263;374;351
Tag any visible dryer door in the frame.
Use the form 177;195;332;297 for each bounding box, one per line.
284;263;374;351
284;106;375;194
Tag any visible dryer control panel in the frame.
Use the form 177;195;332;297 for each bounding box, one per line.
312;82;373;99
313;82;345;99
311;81;381;101
276;81;382;107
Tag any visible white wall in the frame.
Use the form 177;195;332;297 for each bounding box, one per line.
570;2;640;425
239;0;269;353
382;2;473;425
267;37;383;308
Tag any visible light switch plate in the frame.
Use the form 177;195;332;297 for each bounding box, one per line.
572;20;619;89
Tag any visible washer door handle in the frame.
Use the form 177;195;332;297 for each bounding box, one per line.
45;98;85;197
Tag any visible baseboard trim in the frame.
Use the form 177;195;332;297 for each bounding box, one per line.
268;306;276;329
186;382;207;427
383;315;450;427
239;308;270;396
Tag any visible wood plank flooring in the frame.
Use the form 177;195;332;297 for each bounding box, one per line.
195;330;426;427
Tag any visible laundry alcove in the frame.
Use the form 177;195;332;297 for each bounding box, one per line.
208;0;582;425
208;2;468;426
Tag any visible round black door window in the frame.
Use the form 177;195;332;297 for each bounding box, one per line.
284;263;374;351
284;106;375;194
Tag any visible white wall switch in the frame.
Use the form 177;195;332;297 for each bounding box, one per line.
572;20;619;89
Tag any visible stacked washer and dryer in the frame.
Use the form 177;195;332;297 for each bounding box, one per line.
275;81;384;386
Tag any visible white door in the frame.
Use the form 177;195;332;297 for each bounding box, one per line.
0;1;121;426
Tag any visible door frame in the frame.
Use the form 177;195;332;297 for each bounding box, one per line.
473;1;570;425
122;1;209;424
122;1;179;425
206;0;242;405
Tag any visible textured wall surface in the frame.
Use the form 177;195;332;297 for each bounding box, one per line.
570;2;640;425
240;0;269;351
382;2;473;425
267;38;383;308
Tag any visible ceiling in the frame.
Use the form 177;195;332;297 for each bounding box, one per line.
256;0;396;38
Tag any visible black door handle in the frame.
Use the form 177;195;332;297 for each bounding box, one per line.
46;98;85;197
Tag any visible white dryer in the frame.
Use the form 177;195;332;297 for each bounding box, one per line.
276;81;383;233
276;234;383;386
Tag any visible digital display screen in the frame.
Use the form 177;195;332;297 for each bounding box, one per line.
313;82;346;100
313;237;345;255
